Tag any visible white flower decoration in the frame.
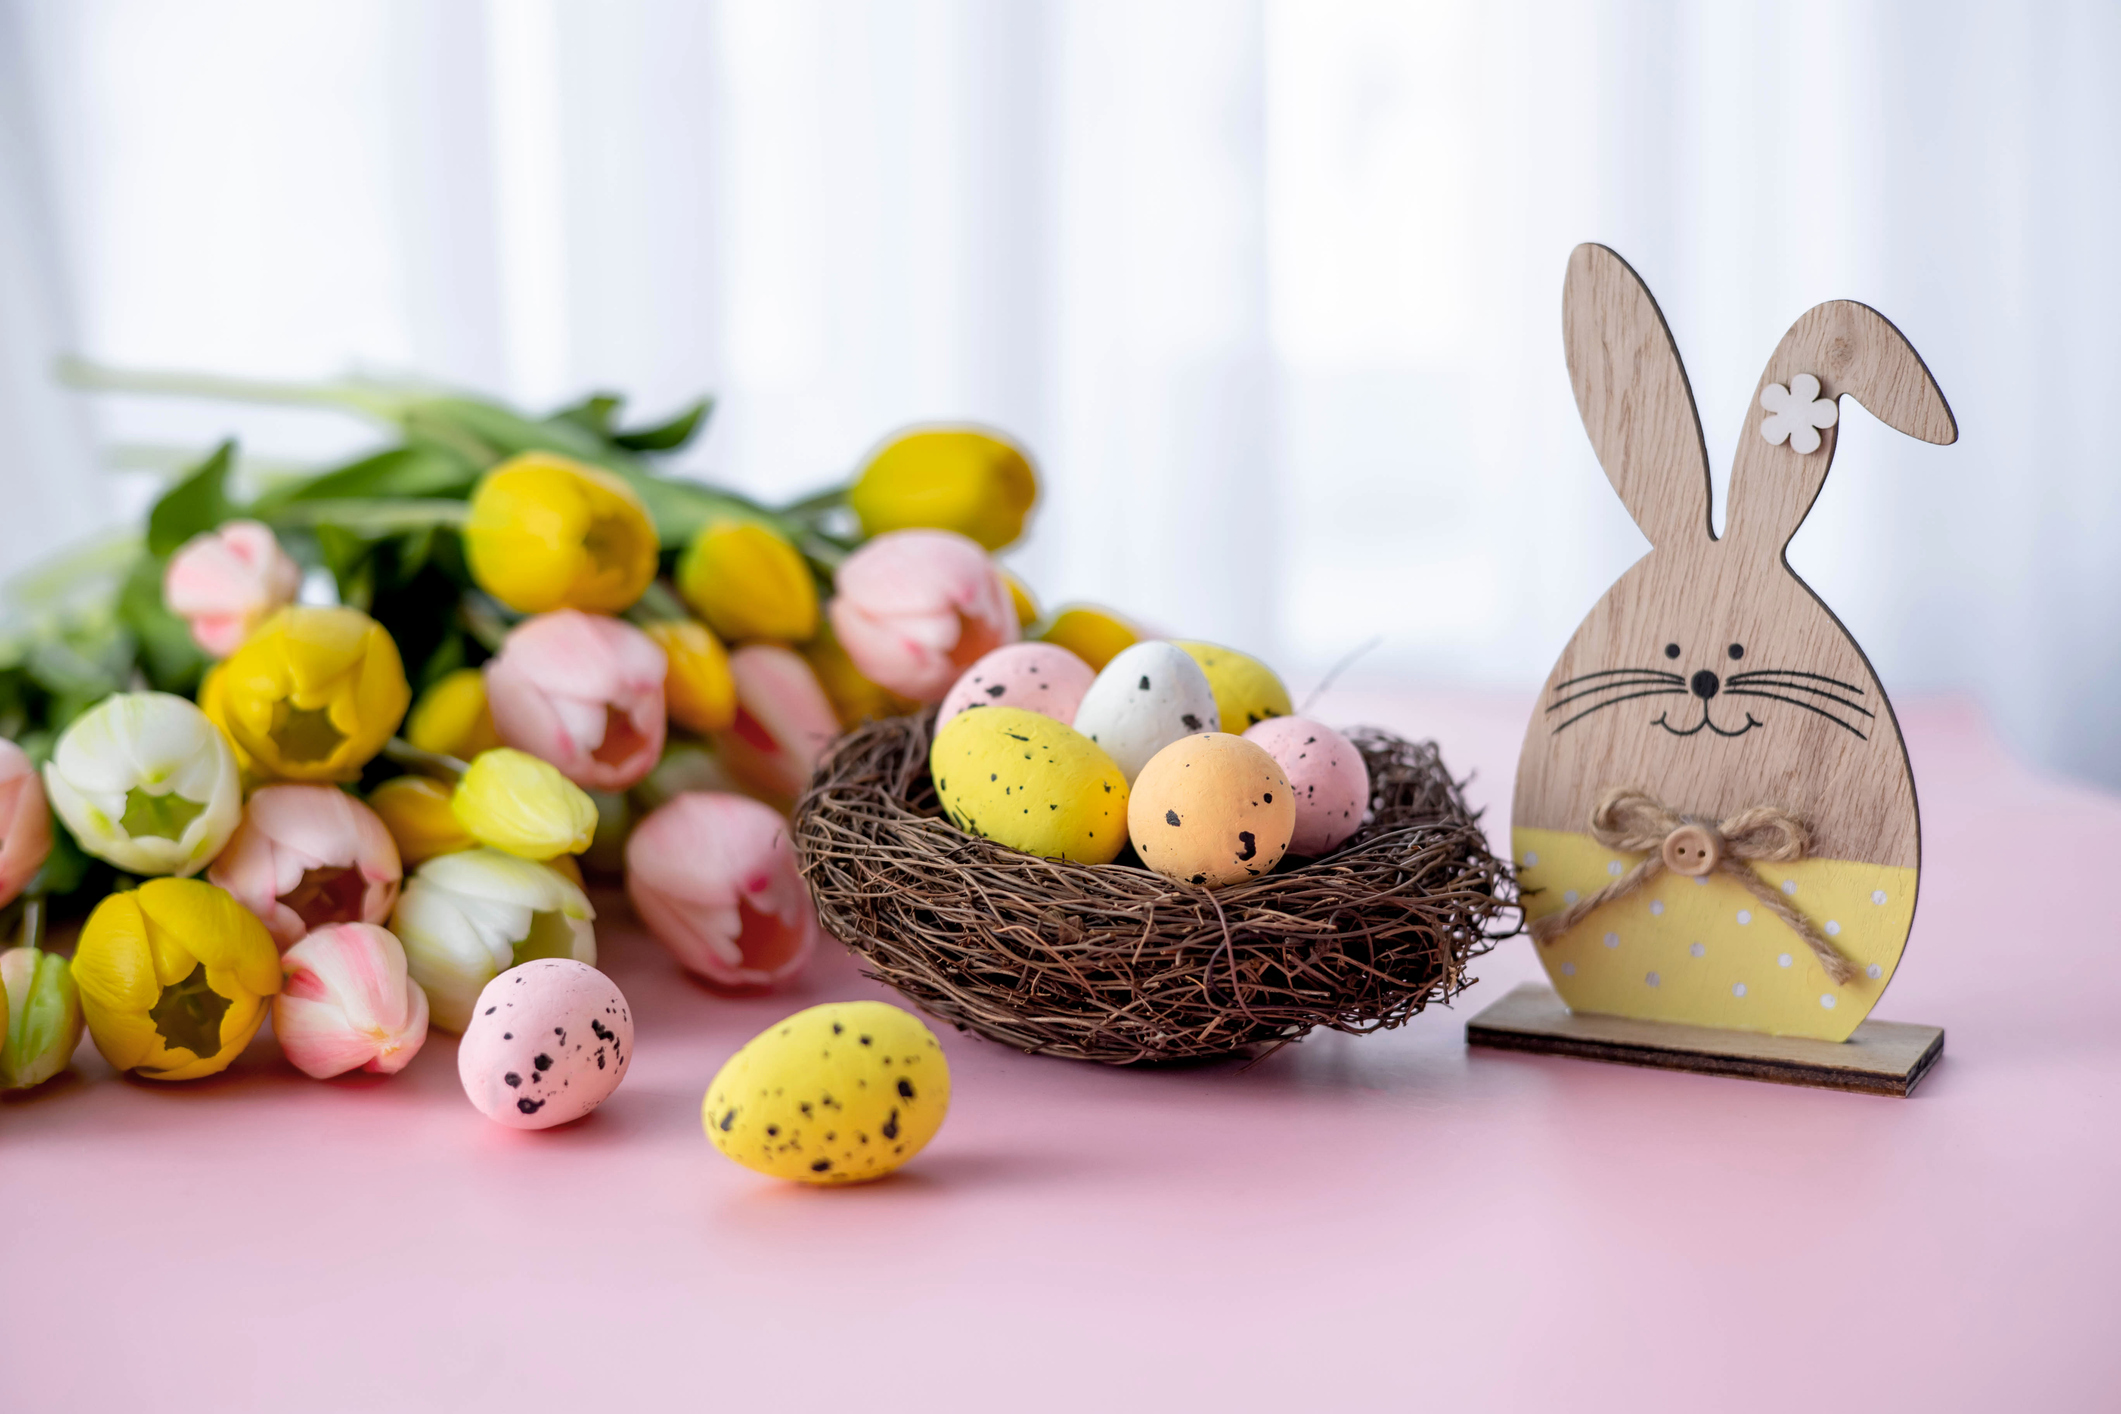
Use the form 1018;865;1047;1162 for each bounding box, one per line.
1759;373;1839;455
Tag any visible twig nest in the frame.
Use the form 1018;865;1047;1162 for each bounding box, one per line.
794;709;1517;1064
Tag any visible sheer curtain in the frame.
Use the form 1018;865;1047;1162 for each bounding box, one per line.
3;1;2117;781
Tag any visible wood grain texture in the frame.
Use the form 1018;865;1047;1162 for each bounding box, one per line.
1465;983;1945;1097
1562;242;1714;551
1516;244;1958;870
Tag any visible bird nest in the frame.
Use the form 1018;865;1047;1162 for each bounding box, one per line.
792;709;1519;1064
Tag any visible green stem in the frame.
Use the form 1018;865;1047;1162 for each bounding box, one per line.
633;579;690;622
57;356;412;423
16;894;44;953
259;499;473;532
457;593;514;653
776;485;850;519
382;738;469;782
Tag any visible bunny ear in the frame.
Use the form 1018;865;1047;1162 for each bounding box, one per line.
1726;300;1956;556
1562;244;1713;550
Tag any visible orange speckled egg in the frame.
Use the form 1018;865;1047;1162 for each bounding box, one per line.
1127;733;1294;888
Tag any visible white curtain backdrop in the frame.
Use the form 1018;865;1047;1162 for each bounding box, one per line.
2;1;2117;781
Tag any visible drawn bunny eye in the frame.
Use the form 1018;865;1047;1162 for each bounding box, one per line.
1664;643;1680;659
1727;643;1745;660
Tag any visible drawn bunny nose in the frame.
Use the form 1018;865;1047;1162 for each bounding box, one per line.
1690;669;1721;700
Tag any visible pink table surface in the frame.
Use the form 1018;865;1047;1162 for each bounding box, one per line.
3;691;2116;1413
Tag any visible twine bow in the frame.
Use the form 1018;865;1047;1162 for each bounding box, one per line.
1526;786;1856;985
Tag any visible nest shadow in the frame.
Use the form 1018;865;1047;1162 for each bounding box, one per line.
793;709;1520;1065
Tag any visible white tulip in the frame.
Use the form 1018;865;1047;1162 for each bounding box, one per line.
391;848;595;1031
43;692;241;877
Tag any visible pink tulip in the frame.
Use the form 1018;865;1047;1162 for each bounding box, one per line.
163;520;303;658
208;784;403;951
0;741;51;908
828;528;1019;702
274;922;430;1078
626;792;820;991
484;610;668;791
715;644;841;803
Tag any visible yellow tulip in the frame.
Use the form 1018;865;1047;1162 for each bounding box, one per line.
465;452;659;614
644;620;737;735
367;775;477;867
72;877;281;1081
676;520;819;644
849;428;1038;550
215;607;411;782
1000;568;1040;628
450;748;597;861
802;618;919;729
1037;605;1139;672
406;667;502;760
197;663;260;783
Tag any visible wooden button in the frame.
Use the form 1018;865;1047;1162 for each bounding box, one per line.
1661;823;1721;877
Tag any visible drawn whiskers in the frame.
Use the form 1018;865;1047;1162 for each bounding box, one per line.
1546;666;1686;734
1724;668;1872;739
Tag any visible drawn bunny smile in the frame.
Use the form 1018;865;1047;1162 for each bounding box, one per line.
1547;649;1871;741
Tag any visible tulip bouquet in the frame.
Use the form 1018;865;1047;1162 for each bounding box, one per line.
0;365;1146;1093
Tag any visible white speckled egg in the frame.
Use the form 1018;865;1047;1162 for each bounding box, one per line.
1243;716;1370;855
1070;641;1220;784
937;642;1095;727
457;958;633;1129
1127;733;1294;888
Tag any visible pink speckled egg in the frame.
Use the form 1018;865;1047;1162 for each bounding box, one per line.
457;958;633;1130
937;642;1095;727
1242;717;1370;856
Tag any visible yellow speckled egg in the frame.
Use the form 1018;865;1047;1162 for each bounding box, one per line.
704;1001;951;1185
1128;733;1295;887
929;705;1129;863
1174;641;1293;731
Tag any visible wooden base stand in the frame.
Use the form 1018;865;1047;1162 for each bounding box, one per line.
1465;984;1944;1097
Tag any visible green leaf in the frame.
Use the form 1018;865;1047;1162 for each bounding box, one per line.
262;499;472;535
550;392;625;438
146;441;236;556
25;814;91;898
402;397;609;464
613;397;713;453
115;552;208;693
25;626;132;703
251;445;479;512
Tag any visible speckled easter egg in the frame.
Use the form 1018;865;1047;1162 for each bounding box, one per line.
1070;641;1220;784
1242;716;1370;856
704;1000;950;1185
1174;641;1293;732
930;706;1128;863
1128;733;1295;888
937;642;1095;728
457;959;633;1130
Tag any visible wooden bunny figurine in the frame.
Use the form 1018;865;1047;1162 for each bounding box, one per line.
1513;244;1956;1042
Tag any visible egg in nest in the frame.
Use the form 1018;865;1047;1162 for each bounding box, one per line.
704;1000;950;1184
1070;640;1220;784
930;705;1129;863
1173;641;1292;731
936;641;1095;728
1243;716;1370;855
1128;733;1295;887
